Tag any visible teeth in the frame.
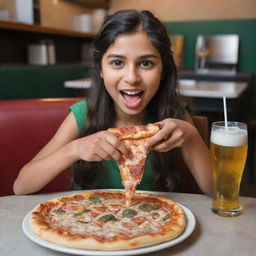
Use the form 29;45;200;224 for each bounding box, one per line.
122;91;141;95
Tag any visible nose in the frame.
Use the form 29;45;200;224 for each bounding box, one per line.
124;64;141;85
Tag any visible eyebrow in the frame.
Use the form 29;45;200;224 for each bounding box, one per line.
106;54;158;59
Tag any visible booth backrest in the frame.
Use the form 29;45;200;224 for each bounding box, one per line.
0;98;209;197
0;98;81;197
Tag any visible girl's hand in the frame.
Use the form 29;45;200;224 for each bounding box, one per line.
74;131;129;162
144;118;213;197
144;118;196;152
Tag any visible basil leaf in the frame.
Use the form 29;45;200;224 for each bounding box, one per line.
73;211;85;217
145;226;155;232
151;212;160;217
151;204;161;210
89;196;102;203
162;214;171;221
122;209;137;218
53;209;66;214
98;214;118;222
139;204;161;212
77;220;89;224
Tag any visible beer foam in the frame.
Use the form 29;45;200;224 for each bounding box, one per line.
211;128;247;147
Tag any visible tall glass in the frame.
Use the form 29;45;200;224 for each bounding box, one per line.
210;121;248;217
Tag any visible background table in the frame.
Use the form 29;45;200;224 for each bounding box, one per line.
0;191;255;256
178;71;253;124
178;80;247;99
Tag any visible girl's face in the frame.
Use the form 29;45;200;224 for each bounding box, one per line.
101;31;163;122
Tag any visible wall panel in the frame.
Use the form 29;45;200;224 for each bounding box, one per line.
110;0;256;21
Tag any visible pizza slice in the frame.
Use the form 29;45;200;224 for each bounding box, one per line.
108;123;160;207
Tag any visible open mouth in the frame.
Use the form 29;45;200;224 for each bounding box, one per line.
120;90;144;108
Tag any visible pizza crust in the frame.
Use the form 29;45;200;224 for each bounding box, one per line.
30;224;184;250
30;191;187;250
108;123;160;140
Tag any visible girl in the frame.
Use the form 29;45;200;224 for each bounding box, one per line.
13;10;213;196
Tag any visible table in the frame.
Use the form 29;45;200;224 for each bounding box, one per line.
178;70;253;123
63;77;249;120
64;78;92;89
178;80;247;99
177;80;249;123
1;191;255;256
64;78;248;99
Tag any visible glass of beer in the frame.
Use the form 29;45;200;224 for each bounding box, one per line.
210;121;248;217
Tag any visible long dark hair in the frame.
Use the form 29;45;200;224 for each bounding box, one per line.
73;10;185;191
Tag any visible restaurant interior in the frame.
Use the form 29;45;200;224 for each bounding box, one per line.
0;0;255;197
1;1;256;256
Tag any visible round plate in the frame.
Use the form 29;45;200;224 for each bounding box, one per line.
22;198;196;256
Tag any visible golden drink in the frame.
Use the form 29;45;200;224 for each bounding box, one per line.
210;122;247;216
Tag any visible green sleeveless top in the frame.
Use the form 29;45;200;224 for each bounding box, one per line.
69;100;154;190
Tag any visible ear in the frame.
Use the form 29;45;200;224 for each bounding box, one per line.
100;70;103;78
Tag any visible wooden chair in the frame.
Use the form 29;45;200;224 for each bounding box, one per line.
248;120;256;183
175;115;209;194
192;115;210;147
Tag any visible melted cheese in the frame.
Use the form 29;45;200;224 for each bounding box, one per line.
47;197;170;238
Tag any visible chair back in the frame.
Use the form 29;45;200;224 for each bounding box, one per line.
192;115;209;146
174;115;209;194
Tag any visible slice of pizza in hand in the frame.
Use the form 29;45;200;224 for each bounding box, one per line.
108;123;160;207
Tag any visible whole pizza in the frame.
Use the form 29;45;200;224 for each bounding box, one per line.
30;190;187;250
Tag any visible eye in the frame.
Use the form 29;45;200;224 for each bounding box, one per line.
140;60;154;68
110;59;124;67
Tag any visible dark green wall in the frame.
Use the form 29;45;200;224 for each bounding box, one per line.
1;19;255;116
164;19;256;118
0;64;89;100
164;19;256;72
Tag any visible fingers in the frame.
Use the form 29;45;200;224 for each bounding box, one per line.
77;131;130;162
145;119;184;152
79;119;186;162
145;121;176;150
99;139;123;161
93;146;110;161
105;133;130;157
153;129;184;152
93;131;130;162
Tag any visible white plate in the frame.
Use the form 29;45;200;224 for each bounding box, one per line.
22;194;196;256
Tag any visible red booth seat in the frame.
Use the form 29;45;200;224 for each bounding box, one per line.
0;98;81;197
